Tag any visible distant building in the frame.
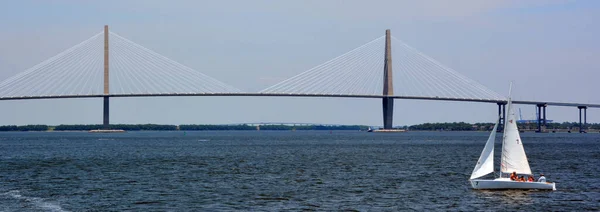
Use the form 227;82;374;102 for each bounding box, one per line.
517;108;553;124
517;119;553;124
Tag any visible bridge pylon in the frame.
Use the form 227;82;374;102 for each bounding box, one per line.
103;25;110;129
382;29;394;129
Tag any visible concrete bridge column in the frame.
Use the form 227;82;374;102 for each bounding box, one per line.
382;29;394;129
103;25;110;130
103;97;109;129
578;106;587;133
383;97;393;129
497;102;506;132
536;103;547;133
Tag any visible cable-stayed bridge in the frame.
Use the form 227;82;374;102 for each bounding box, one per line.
1;26;597;131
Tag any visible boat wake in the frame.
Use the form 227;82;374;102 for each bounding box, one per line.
1;190;67;212
97;138;115;141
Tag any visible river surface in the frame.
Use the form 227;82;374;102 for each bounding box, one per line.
0;131;598;211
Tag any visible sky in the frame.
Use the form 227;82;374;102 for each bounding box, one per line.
0;0;598;126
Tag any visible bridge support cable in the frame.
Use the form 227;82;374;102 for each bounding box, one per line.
259;33;505;103
0;27;242;100
0;32;105;98
390;37;505;101
259;36;385;95
393;40;466;98
108;32;242;94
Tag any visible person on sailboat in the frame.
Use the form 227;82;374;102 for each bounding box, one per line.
517;176;525;182
528;176;535;182
538;174;546;183
510;171;518;181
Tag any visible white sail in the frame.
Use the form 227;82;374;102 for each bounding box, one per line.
470;118;499;179
500;99;532;175
469;83;557;191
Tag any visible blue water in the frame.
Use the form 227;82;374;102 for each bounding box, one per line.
0;131;598;211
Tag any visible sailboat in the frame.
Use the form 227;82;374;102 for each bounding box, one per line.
469;85;556;190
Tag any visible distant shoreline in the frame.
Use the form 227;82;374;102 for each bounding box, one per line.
0;122;597;132
1;130;597;133
0;124;369;132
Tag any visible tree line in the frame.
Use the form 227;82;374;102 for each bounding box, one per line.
0;125;49;131
53;124;178;131
0;122;597;132
0;124;368;131
408;122;600;131
179;124;367;131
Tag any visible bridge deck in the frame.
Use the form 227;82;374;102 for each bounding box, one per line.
0;93;598;108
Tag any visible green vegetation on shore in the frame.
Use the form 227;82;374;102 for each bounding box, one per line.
0;124;369;131
53;124;177;131
179;124;367;131
0;122;597;132
408;122;600;131
0;125;50;131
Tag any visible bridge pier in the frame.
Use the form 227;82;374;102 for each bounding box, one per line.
536;104;547;133
497;102;506;132
383;97;393;129
103;97;110;129
578;106;587;133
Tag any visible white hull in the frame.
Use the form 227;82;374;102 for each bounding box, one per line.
470;178;556;190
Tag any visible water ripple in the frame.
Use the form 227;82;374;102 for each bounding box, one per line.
0;131;598;210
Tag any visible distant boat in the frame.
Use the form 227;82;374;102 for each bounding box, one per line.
371;129;406;133
366;127;406;133
89;129;126;133
469;85;555;190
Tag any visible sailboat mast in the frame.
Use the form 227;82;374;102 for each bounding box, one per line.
499;82;513;178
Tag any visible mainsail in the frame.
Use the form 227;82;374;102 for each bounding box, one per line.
500;99;532;175
470;118;499;179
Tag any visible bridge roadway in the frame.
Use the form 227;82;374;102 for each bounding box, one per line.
1;93;599;108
